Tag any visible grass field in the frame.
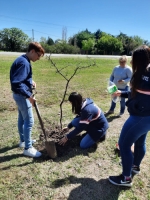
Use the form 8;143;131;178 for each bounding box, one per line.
0;55;150;200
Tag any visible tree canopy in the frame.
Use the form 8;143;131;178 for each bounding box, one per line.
0;27;149;55
0;28;29;52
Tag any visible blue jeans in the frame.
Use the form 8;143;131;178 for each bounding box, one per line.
118;115;150;176
71;117;96;149
13;93;34;149
110;86;129;114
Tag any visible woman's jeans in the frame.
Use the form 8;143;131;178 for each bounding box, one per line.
110;86;129;114
13;93;34;149
118;115;150;176
71;117;96;149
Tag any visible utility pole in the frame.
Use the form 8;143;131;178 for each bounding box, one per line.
32;29;34;41
62;26;67;42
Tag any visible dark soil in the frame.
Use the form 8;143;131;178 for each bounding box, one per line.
37;124;103;160
37;124;84;159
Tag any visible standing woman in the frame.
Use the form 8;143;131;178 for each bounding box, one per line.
59;92;109;148
109;45;150;187
107;56;132;116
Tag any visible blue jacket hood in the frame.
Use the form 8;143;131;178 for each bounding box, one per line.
81;98;93;109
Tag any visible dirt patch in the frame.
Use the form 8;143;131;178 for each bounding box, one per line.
37;124;102;160
36;111;128;160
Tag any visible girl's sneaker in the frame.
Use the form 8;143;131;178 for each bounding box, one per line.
109;174;132;187
132;165;140;174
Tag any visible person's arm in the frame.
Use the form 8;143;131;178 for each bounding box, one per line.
58;122;87;145
113;90;130;98
121;91;130;98
110;69;115;82
67;123;87;139
119;67;132;83
10;62;32;98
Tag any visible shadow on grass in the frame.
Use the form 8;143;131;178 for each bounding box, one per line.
51;175;130;200
0;153;43;170
0;153;34;170
0;134;106;166
0;153;24;164
105;115;120;122
0;144;18;154
0;161;35;170
37;133;106;162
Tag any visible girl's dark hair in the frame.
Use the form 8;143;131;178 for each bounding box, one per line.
131;45;150;96
68;92;83;115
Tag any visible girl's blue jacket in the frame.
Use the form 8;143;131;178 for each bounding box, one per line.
67;98;109;141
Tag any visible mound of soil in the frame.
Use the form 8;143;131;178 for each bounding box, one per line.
37;125;85;159
37;124;99;160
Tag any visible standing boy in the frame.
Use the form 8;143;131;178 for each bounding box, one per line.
10;42;45;157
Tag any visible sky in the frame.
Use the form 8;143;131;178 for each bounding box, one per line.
0;0;150;42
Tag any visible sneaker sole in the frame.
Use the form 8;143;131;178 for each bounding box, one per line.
132;170;140;175
108;178;132;187
23;152;42;158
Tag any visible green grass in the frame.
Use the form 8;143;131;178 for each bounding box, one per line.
0;55;150;200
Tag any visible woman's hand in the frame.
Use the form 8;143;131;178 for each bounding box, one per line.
58;135;68;146
112;90;121;97
118;80;124;83
62;127;69;132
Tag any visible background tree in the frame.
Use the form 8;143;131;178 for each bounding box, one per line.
40;37;54;53
117;32;129;54
125;36;138;55
82;38;95;54
97;34;123;55
0;27;29;51
49;42;80;54
143;40;150;46
94;29;102;54
68;34;77;47
1;27;150;54
47;37;54;45
40;37;47;44
117;33;144;55
76;29;94;50
132;36;144;51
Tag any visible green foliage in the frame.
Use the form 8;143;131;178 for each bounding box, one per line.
76;29;94;49
40;42;80;54
97;34;123;55
82;38;95;54
47;37;54;45
0;27;29;51
1;27;149;55
117;32;145;55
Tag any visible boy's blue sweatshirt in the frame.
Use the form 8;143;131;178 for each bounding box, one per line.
67;98;109;141
10;54;33;98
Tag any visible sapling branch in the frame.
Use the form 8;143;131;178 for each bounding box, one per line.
48;55;96;129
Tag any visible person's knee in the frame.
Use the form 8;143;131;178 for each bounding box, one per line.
80;143;87;149
24;117;34;127
80;141;88;149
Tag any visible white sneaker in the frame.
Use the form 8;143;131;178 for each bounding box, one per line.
19;139;36;148
23;146;42;157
